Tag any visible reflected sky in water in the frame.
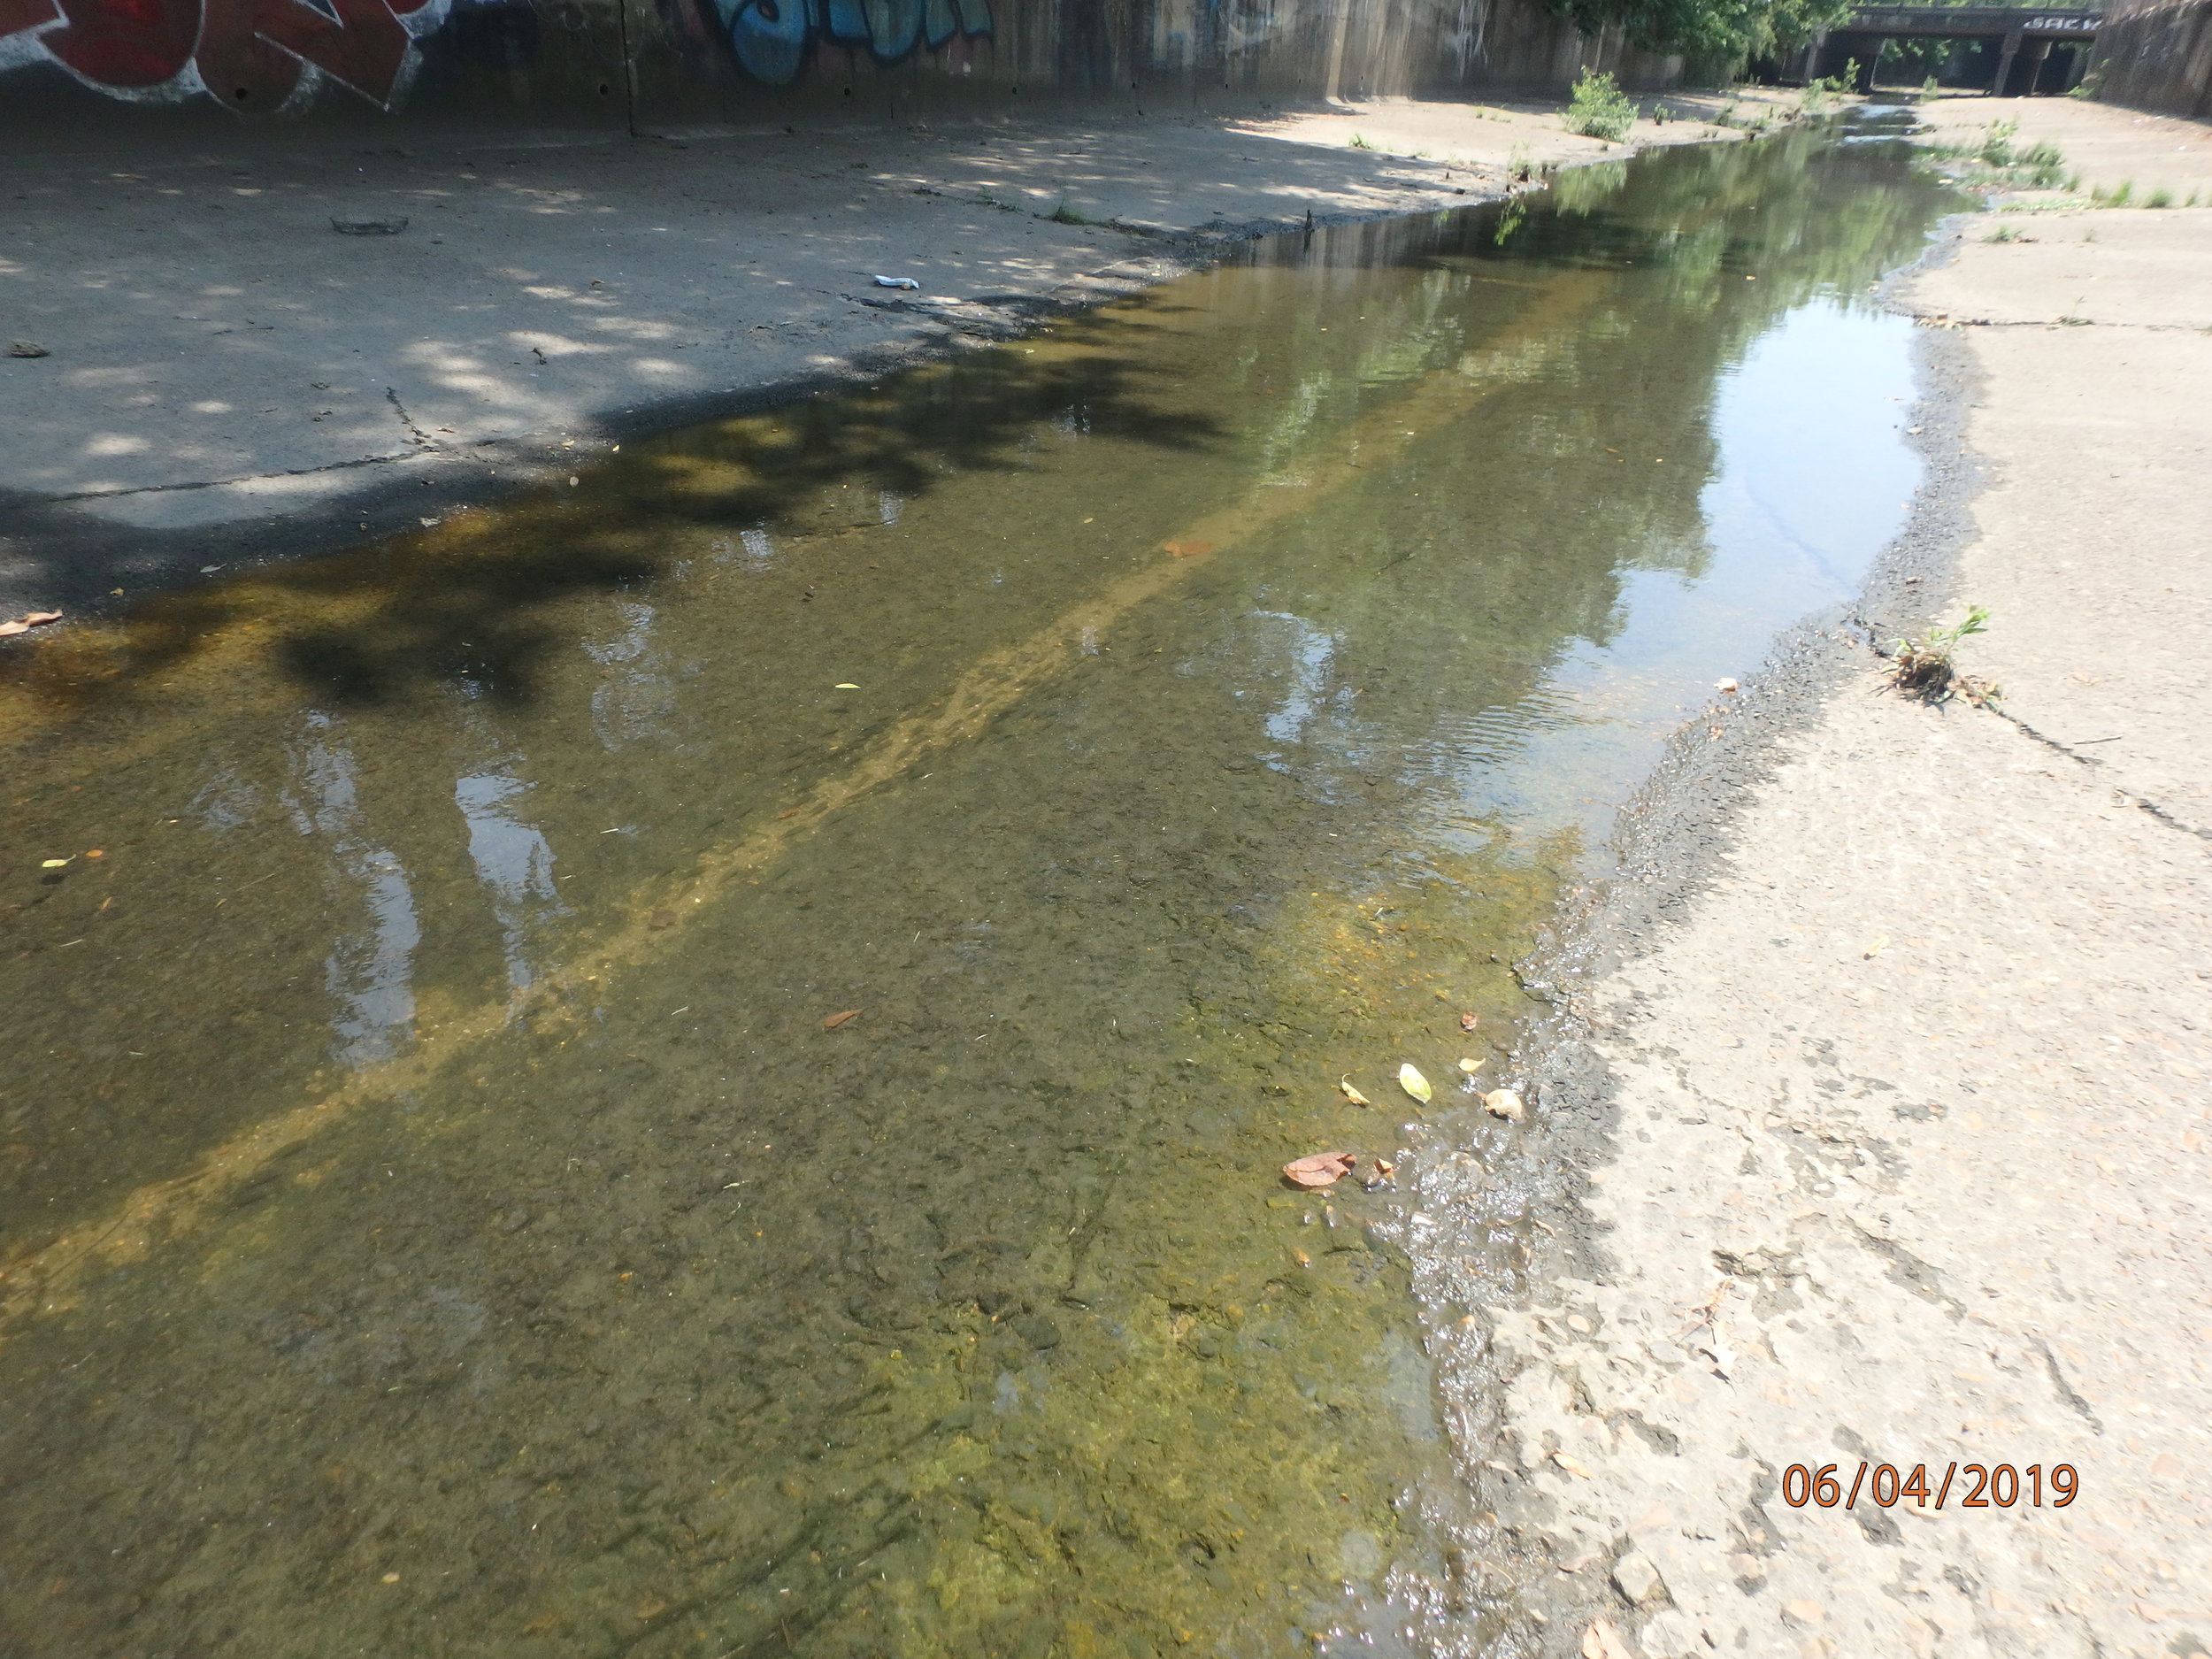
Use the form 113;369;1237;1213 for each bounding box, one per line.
0;117;1964;1659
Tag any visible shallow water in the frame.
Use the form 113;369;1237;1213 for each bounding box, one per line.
0;118;1961;1657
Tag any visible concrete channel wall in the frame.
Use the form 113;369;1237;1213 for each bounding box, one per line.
2091;0;2212;116
0;0;1684;141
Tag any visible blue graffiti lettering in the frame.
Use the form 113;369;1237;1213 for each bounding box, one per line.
714;0;988;84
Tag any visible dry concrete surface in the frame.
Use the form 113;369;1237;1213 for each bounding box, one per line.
0;88;1781;613
1486;100;2212;1658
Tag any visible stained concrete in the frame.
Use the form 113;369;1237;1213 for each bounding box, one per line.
1471;98;2212;1658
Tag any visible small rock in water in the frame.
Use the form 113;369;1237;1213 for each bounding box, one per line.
8;341;50;358
1610;1549;1667;1607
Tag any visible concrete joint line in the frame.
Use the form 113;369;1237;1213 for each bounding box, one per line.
41;449;419;507
1993;705;2212;842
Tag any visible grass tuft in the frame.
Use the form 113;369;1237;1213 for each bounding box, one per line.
1885;605;2000;707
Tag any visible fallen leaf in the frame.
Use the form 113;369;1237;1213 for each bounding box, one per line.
1579;1618;1633;1659
777;806;803;818
1863;933;1891;958
1283;1150;1356;1188
40;857;71;869
647;910;678;930
19;611;59;626
1373;1156;1395;1177
1459;1010;1479;1032
1552;1450;1592;1478
1483;1088;1525;1122
1457;1057;1481;1074
1716;677;1740;693
84;849;104;858
821;1009;862;1029
1338;1075;1371;1106
1161;538;1215;558
834;682;860;689
1398;1063;1432;1103
1292;1247;1312;1267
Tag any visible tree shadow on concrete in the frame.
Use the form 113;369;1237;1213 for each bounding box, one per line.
1;302;1217;716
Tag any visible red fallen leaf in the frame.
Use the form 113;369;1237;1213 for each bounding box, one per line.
1161;538;1215;558
821;1009;862;1030
1283;1150;1356;1188
1459;1010;1479;1032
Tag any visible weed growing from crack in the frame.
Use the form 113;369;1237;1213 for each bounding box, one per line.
1885;604;2000;706
1045;194;1106;227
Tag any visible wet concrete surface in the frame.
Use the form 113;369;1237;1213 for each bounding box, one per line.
0;118;1963;1657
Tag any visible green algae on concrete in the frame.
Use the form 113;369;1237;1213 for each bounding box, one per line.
0;117;1966;1657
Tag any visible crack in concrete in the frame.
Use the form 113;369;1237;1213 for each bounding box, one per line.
384;388;440;449
2034;1337;2105;1435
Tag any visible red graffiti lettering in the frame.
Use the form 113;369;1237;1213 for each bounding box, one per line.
4;0;442;106
41;0;200;87
252;0;419;105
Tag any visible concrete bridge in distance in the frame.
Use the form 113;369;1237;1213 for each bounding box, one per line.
1809;6;2104;95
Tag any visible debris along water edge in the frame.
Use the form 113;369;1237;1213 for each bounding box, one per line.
1407;301;1991;1646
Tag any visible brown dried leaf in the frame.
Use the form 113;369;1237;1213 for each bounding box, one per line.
1552;1449;1592;1478
1338;1075;1371;1107
1161;538;1216;558
1283;1150;1356;1188
821;1009;862;1030
1459;1010;1479;1032
1579;1618;1633;1659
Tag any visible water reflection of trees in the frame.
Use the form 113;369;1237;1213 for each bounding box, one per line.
0;125;1970;1659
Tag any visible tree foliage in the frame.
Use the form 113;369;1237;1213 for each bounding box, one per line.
1542;0;1854;62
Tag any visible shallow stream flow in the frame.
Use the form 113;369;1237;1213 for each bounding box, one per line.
0;116;1962;1658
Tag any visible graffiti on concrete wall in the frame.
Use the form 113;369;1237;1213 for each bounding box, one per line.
0;0;545;111
710;0;991;85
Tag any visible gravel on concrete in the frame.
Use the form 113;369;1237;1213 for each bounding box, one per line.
1463;97;2212;1659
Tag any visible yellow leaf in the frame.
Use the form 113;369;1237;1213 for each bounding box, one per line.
1338;1075;1371;1106
1398;1063;1432;1104
1863;934;1891;958
834;683;860;689
1457;1057;1480;1074
40;858;70;869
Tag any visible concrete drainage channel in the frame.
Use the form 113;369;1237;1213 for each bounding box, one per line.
0;110;2000;1657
